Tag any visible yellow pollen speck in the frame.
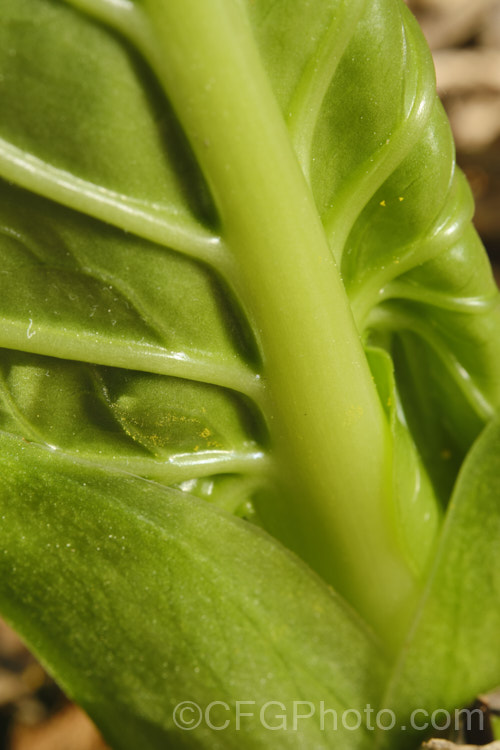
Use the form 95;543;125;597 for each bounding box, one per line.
200;428;211;439
380;200;386;207
208;440;223;449
344;404;364;427
398;196;404;201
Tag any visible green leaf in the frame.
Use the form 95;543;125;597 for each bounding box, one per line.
248;0;500;499
0;348;266;509
377;417;500;748
1;0;500;747
365;346;441;578
0;433;386;750
0;180;258;393
0;0;216;249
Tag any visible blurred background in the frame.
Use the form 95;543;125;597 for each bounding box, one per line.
1;1;500;747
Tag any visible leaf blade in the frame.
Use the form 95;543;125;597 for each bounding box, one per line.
378;417;500;748
0;433;386;750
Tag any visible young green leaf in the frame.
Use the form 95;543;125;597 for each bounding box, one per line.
378;416;500;748
0;0;500;748
0;433;386;750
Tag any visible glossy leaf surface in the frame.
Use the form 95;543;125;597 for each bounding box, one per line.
377;417;500;749
1;0;499;748
0;433;386;750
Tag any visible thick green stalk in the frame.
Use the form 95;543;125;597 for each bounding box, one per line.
138;0;417;637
